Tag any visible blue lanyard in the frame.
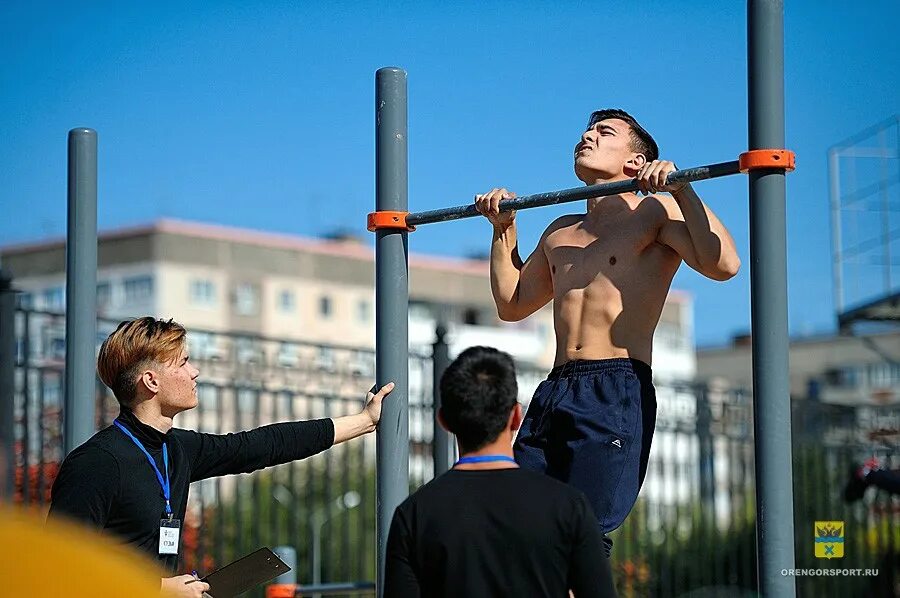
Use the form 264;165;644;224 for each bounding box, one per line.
455;455;517;466
113;419;172;516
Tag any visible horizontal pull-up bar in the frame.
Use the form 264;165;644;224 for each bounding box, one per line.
367;150;794;231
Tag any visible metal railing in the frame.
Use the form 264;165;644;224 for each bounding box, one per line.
5;306;900;597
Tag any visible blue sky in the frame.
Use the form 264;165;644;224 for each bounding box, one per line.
1;1;897;346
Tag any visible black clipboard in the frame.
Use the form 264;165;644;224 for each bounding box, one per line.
200;547;291;598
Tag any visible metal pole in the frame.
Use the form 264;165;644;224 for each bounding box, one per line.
272;546;297;585
407;160;742;227
65;128;98;454
374;67;409;596
696;387;715;511
0;270;15;502
432;323;452;476
878;128;891;293
312;517;322;591
747;2;796;595
828;148;844;320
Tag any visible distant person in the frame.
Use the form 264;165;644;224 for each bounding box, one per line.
844;456;900;501
49;316;394;597
385;346;616;597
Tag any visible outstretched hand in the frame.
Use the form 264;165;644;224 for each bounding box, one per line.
363;382;395;427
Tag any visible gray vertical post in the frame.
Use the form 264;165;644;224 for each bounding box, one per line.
0;271;15;501
696;388;715;511
828;148;844;321
748;2;796;596
375;67;409;595
65;128;98;454
271;546;297;585
432;323;452;476
878;128;891;293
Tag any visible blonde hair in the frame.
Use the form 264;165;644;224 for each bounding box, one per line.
97;317;186;405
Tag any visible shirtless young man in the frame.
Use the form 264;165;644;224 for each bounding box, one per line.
474;109;740;555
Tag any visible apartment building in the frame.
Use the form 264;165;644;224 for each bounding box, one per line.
2;218;697;378
697;330;900;405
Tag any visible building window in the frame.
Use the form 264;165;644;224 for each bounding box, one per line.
277;342;300;367
350;350;374;376
235;336;261;364
316;346;335;371
96;282;111;308
279;290;295;313
17;292;33;309
319;295;332;319
42;287;64;311
869;363;893;387
48;335;66;360
189;279;216;306
463;307;479;325
409;301;433;321
188;332;222;360
357;299;371;323
124;276;154;303
234;283;259;316
237;388;257;413
198;385;218;410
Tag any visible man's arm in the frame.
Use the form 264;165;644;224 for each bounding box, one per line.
384;506;421;598
640;160;741;281
178;420;334;482
475;188;554;321
181;383;393;481
47;447;118;529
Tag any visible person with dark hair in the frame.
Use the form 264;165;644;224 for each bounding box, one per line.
49;317;394;597
384;346;617;598
844;456;900;502
473;109;740;555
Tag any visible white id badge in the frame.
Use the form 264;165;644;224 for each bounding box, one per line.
159;519;181;555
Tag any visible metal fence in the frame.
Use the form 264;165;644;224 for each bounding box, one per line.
7;307;900;597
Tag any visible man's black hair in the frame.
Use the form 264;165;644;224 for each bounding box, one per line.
439;346;518;453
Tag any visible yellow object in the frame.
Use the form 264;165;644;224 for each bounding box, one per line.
0;506;165;597
814;520;845;559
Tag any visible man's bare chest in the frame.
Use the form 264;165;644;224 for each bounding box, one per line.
544;220;652;280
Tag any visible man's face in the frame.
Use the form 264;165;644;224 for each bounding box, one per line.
153;345;200;416
573;117;644;183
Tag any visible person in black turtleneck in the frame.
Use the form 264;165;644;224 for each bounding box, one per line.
49;317;394;598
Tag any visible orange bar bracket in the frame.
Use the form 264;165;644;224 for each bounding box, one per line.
367;211;415;232
739;149;796;173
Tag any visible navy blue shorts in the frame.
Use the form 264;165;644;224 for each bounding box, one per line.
513;358;657;553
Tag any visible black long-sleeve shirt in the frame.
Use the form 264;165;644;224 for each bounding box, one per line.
48;408;335;572
385;468;617;598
